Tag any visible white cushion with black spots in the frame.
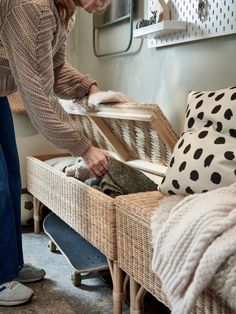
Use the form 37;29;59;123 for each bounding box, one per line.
160;86;236;195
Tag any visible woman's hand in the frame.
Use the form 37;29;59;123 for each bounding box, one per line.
87;84;101;111
81;145;109;177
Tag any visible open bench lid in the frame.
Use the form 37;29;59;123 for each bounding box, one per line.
61;101;179;181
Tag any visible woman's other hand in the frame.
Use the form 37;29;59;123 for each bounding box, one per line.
81;145;109;177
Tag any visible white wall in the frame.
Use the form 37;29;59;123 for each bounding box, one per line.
67;3;236;133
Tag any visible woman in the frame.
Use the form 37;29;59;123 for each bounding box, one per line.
0;0;110;306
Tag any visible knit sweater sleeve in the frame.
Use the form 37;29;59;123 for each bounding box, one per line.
1;3;92;156
53;39;97;99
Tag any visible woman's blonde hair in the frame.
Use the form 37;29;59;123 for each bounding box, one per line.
54;0;76;29
54;0;111;29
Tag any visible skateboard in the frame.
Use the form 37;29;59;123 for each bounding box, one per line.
43;213;109;286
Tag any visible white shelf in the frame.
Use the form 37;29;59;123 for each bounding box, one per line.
133;21;187;39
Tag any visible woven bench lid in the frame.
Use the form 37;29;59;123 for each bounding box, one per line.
64;102;179;178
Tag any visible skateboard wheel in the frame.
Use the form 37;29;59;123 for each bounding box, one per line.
71;272;81;286
48;240;57;252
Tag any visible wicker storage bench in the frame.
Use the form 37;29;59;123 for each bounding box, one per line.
116;192;234;314
26;102;178;314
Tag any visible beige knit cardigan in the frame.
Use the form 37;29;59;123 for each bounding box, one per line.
0;0;96;156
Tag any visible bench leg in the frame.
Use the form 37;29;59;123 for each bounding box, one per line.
108;259;126;314
130;277;146;314
33;197;43;233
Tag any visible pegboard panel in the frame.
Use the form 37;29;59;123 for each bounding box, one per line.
148;0;236;48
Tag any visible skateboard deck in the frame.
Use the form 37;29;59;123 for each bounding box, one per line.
43;213;109;282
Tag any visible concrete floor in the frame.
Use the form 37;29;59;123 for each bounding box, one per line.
0;220;170;314
0;230;129;314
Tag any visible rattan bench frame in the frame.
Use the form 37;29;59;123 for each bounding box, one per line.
27;102;178;314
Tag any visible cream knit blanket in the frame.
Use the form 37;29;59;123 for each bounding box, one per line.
151;183;236;314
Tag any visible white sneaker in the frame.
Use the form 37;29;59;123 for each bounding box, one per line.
0;281;34;306
16;263;46;283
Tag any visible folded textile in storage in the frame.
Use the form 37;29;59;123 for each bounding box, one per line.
151;184;236;314
85;157;158;197
46;156;158;197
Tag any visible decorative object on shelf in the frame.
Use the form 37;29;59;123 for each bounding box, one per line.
153;0;171;22
136;18;149;29
149;10;158;24
136;0;170;30
198;0;209;22
136;11;157;29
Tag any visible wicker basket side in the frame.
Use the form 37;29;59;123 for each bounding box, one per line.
116;192;170;308
116;193;234;314
27;156;117;260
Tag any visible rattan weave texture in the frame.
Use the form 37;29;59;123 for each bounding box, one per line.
116;192;234;313
27;156;116;260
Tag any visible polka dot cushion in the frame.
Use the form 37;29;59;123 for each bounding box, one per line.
160;86;236;195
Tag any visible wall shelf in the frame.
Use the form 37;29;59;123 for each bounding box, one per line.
133;21;187;39
147;0;236;48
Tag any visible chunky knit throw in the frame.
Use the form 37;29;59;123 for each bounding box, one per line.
151;184;236;314
0;0;96;156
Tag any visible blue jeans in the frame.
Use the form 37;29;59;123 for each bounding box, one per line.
0;97;23;285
